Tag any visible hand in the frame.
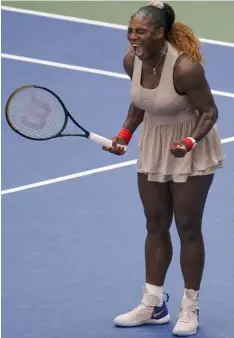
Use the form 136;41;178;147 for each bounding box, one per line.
102;136;127;156
170;140;189;158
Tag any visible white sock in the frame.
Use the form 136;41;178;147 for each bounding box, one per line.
146;283;164;305
184;289;199;301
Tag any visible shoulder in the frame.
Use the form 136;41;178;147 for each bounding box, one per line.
174;55;205;85
173;54;207;93
123;50;135;79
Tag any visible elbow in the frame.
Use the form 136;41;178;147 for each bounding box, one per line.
212;106;218;124
206;106;218;125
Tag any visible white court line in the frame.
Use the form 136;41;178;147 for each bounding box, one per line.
1;5;234;48
2;53;234;99
1;53;128;79
1;137;234;196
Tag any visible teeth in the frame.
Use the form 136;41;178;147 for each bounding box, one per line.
135;46;144;56
131;44;144;56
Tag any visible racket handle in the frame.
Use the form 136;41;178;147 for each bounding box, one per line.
88;132;127;151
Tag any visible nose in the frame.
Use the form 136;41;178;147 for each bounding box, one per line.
128;31;138;42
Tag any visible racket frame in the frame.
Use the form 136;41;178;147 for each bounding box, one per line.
5;84;125;150
5;85;90;141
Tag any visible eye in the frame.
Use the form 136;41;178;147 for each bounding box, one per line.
127;27;133;34
127;27;147;36
136;28;147;35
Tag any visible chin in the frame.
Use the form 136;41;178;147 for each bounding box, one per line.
137;55;144;61
136;52;147;61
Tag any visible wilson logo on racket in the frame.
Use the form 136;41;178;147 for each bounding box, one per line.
22;96;51;131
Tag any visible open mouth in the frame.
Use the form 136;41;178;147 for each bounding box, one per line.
132;44;144;57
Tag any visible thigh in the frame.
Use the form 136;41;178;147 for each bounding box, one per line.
137;173;173;228
171;174;214;231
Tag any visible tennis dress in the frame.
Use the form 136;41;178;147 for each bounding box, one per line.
130;42;225;183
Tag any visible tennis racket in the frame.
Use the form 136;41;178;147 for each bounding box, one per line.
5;85;126;150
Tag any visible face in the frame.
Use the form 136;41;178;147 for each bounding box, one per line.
127;14;164;61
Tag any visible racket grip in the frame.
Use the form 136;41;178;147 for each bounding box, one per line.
88;132;127;151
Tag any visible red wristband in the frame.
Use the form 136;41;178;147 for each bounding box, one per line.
118;128;132;144
183;137;197;151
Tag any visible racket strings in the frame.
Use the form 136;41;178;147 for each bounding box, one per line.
7;88;66;139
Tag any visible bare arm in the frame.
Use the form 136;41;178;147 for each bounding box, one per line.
102;52;144;155
122;52;145;133
174;56;218;143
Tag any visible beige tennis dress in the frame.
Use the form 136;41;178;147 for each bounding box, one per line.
131;42;225;183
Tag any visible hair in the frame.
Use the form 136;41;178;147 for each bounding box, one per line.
132;2;203;62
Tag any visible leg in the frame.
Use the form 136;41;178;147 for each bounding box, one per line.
172;174;214;290
137;173;173;286
114;173;173;327
171;174;214;336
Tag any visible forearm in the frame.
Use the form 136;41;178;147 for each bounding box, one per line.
122;103;145;134
190;107;218;143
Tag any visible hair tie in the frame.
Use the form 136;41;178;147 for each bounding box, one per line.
148;1;164;9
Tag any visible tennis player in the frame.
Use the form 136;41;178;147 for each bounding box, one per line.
103;1;225;336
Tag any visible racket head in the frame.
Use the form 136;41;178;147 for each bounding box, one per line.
5;85;69;141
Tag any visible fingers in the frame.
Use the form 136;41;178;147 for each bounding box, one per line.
102;143;126;155
171;149;186;158
112;138;117;148
102;145;111;151
170;141;187;158
113;144;126;155
175;144;185;149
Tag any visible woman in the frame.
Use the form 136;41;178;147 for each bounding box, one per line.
103;1;225;336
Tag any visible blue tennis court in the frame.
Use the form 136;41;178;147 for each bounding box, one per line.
1;6;234;338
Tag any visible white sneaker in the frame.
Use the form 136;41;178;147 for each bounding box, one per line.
114;289;170;327
173;290;199;336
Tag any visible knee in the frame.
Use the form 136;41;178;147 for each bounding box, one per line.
146;213;172;237
176;216;202;242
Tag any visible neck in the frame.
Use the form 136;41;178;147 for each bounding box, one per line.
146;40;167;68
